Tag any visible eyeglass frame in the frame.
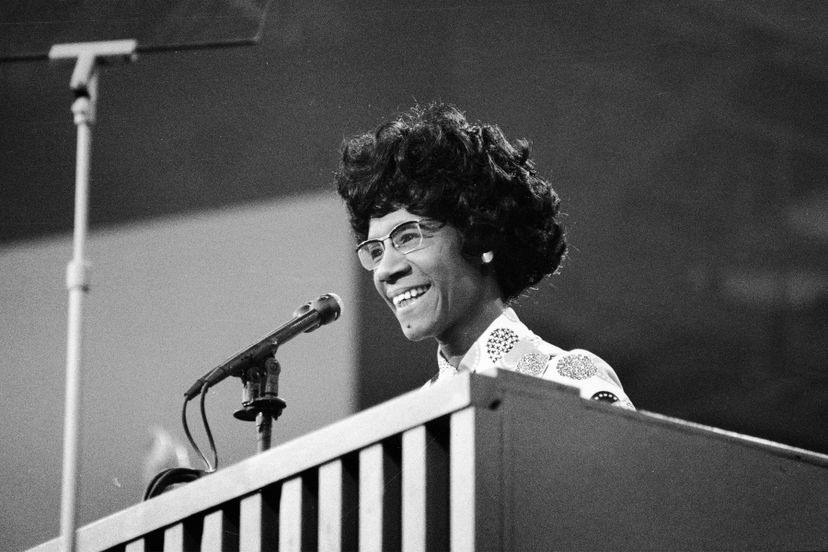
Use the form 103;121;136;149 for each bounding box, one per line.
355;219;440;271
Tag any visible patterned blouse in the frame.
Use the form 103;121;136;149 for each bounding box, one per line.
429;307;635;409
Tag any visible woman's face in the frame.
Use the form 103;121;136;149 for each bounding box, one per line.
367;208;495;349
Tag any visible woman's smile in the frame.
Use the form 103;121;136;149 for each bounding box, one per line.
391;284;432;310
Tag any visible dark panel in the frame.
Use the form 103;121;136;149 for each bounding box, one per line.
0;0;270;61
348;0;828;457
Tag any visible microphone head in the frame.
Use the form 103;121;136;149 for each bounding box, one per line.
315;292;342;325
294;292;342;326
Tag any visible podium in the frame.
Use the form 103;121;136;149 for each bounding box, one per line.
29;370;828;551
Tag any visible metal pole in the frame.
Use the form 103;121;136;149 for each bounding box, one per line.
49;40;137;552
59;87;95;552
256;412;273;453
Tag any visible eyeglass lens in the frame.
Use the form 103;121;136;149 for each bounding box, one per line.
357;220;424;269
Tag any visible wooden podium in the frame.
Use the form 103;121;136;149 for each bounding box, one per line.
30;370;828;551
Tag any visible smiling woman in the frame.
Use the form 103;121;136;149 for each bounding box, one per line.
335;103;633;408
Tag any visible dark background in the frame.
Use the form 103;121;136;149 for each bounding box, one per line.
3;0;826;458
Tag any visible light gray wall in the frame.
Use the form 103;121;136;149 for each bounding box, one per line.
0;192;356;551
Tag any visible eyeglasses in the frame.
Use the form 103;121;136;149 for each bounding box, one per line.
355;219;431;270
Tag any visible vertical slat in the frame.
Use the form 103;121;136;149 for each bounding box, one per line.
124;539;144;552
200;503;239;552
240;490;279;552
201;510;224;551
450;408;476;552
402;425;427;552
402;419;451;551
163;518;202;552
276;472;319;551
279;477;304;552
319;458;358;551
162;523;185;552
359;441;401;552
202;506;241;552
359;444;384;552
239;494;263;552
319;460;344;552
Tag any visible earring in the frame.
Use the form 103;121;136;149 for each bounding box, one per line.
481;251;494;264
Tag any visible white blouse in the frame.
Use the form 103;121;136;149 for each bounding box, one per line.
430;307;635;409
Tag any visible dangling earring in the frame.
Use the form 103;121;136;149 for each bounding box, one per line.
481;251;494;264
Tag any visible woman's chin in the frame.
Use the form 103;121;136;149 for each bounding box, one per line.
398;320;433;342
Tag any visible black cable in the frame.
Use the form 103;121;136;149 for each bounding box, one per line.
199;383;219;472
144;389;221;501
182;390;214;472
142;466;205;500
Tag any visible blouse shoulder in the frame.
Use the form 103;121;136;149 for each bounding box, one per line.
544;349;635;410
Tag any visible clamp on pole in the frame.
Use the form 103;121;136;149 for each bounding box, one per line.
234;356;287;454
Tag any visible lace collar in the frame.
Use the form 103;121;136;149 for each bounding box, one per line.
435;307;565;380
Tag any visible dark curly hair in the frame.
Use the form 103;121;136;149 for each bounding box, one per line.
335;103;566;302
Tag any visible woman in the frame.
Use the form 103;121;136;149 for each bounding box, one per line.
335;103;633;409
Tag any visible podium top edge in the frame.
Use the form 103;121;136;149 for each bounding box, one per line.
25;369;828;552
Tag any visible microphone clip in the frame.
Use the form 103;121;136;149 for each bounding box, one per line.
233;357;287;423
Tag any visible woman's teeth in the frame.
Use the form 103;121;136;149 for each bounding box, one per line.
392;285;430;309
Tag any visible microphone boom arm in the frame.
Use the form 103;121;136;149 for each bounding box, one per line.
184;293;341;400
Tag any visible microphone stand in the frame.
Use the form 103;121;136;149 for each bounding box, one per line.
49;40;137;552
233;355;287;453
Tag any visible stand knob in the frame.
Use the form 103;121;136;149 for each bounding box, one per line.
233;395;287;421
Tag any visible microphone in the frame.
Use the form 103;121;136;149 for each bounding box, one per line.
184;293;342;400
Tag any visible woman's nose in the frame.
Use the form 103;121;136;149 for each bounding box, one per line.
373;244;410;283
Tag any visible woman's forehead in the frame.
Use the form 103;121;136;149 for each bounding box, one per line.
367;208;419;237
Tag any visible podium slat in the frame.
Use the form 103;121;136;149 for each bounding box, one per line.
239;489;279;552
278;477;303;552
201;505;239;552
239;493;263;552
201;510;224;551
450;408;475;552
123;539;144;552
401;425;426;552
358;438;402;552
358;444;384;552
162;523;184;552
318;460;343;551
